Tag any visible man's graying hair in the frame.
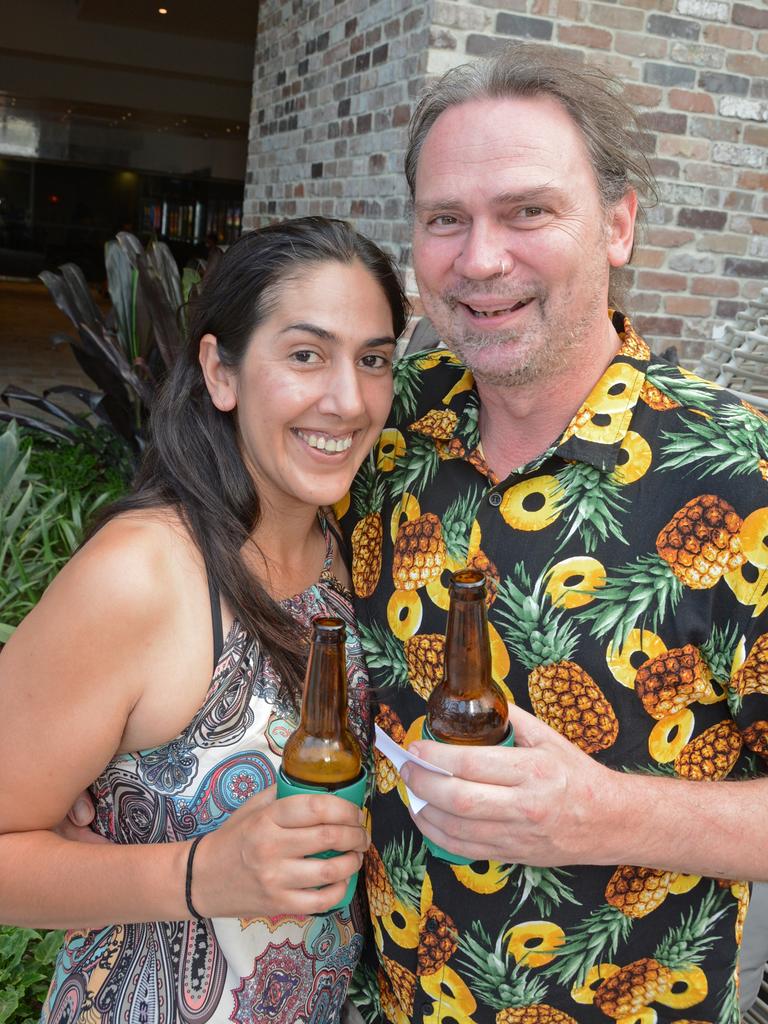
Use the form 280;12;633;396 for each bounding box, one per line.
405;43;658;215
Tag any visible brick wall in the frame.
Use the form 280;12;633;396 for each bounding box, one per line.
245;0;768;362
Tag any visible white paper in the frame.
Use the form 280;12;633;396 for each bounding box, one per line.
374;724;452;813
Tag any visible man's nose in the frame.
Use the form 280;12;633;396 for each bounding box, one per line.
453;222;512;281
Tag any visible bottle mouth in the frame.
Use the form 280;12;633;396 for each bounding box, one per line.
312;616;346;642
449;567;486;593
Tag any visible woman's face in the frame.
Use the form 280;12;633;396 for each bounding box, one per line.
204;259;397;515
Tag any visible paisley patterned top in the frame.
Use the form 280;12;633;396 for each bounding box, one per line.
42;521;371;1024
339;314;768;1024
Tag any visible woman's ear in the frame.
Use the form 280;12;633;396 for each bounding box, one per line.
199;333;237;412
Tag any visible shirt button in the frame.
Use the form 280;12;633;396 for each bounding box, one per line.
489;491;502;507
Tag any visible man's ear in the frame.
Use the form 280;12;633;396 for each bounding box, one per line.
199;333;237;412
607;189;638;268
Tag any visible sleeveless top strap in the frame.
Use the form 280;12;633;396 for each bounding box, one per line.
317;512;335;573
207;570;224;669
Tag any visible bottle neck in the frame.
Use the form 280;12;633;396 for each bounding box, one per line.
301;641;348;738
443;593;492;695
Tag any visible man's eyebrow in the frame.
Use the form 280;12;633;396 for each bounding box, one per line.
280;322;397;346
414;185;564;215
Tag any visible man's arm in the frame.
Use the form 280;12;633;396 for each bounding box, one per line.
401;701;768;879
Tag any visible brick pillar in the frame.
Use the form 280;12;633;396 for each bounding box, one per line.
246;0;768;361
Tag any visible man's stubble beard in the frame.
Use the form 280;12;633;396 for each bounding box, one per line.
424;264;609;389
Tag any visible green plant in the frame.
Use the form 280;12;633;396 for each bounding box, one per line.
0;422;126;642
0;422;129;1020
0;926;62;1024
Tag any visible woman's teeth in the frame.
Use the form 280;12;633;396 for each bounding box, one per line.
296;429;353;452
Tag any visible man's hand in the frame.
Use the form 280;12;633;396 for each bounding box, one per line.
401;702;618;866
55;790;106;844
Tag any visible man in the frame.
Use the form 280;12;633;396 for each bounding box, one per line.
338;44;768;1024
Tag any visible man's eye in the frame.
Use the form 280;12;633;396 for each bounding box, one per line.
523;207;544;217
429;215;458;227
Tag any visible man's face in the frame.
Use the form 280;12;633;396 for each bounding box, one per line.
412;95;635;388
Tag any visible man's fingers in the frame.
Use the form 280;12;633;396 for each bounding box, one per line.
403;742;530;789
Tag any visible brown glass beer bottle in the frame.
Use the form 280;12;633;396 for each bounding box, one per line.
282;617;362;788
426;568;509;745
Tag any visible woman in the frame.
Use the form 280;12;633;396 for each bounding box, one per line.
0;217;408;1024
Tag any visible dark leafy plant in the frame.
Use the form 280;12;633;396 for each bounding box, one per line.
0;235;211;470
0;926;63;1024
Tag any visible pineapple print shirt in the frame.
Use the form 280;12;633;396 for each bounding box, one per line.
339;313;768;1024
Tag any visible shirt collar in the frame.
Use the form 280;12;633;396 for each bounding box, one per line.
443;312;648;479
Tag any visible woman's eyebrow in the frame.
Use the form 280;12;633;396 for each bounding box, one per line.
280;323;397;346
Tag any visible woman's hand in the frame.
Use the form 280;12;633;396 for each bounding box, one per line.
191;784;369;918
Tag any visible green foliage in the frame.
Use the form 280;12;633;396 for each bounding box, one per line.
0;926;63;1023
0;422;127;640
0;422;128;1018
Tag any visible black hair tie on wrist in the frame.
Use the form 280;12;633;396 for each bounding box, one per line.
185;836;206;923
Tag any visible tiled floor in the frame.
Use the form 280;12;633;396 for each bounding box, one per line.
0;279;93;399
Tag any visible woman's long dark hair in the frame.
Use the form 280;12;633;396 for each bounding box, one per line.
90;217;409;707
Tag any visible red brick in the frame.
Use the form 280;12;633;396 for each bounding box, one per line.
639;111;688;134
732;3;768;29
745;125;768;148
759;32;768;54
751;219;768;236
556;0;588;19
558;25;613;48
664;296;713;317
737;171;768;190
623;83;664;107
691;277;739;297
698;233;748;255
646;227;695;247
633;315;683;337
726;53;768;77
392;104;411;127
590;3;645;29
724;190;756;211
683;163;734;187
633;248;667;268
668;89;715;114
702;25;754;50
658;136;709;160
649;157;680;179
637;271;688;290
614;32;668;59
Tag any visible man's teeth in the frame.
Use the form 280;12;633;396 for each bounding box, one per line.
469;300;528;318
296;430;353;452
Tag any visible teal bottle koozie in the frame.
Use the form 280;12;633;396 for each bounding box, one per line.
276;766;367;911
419;721;515;865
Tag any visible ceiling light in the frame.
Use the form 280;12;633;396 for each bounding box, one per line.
158;7;168;13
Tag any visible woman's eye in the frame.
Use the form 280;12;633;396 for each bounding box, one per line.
291;350;320;364
360;353;391;370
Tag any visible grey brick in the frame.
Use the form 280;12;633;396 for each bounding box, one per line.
647;14;700;40
466;34;511;56
643;63;696;87
698;72;750;96
496;13;554;40
668;253;717;273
